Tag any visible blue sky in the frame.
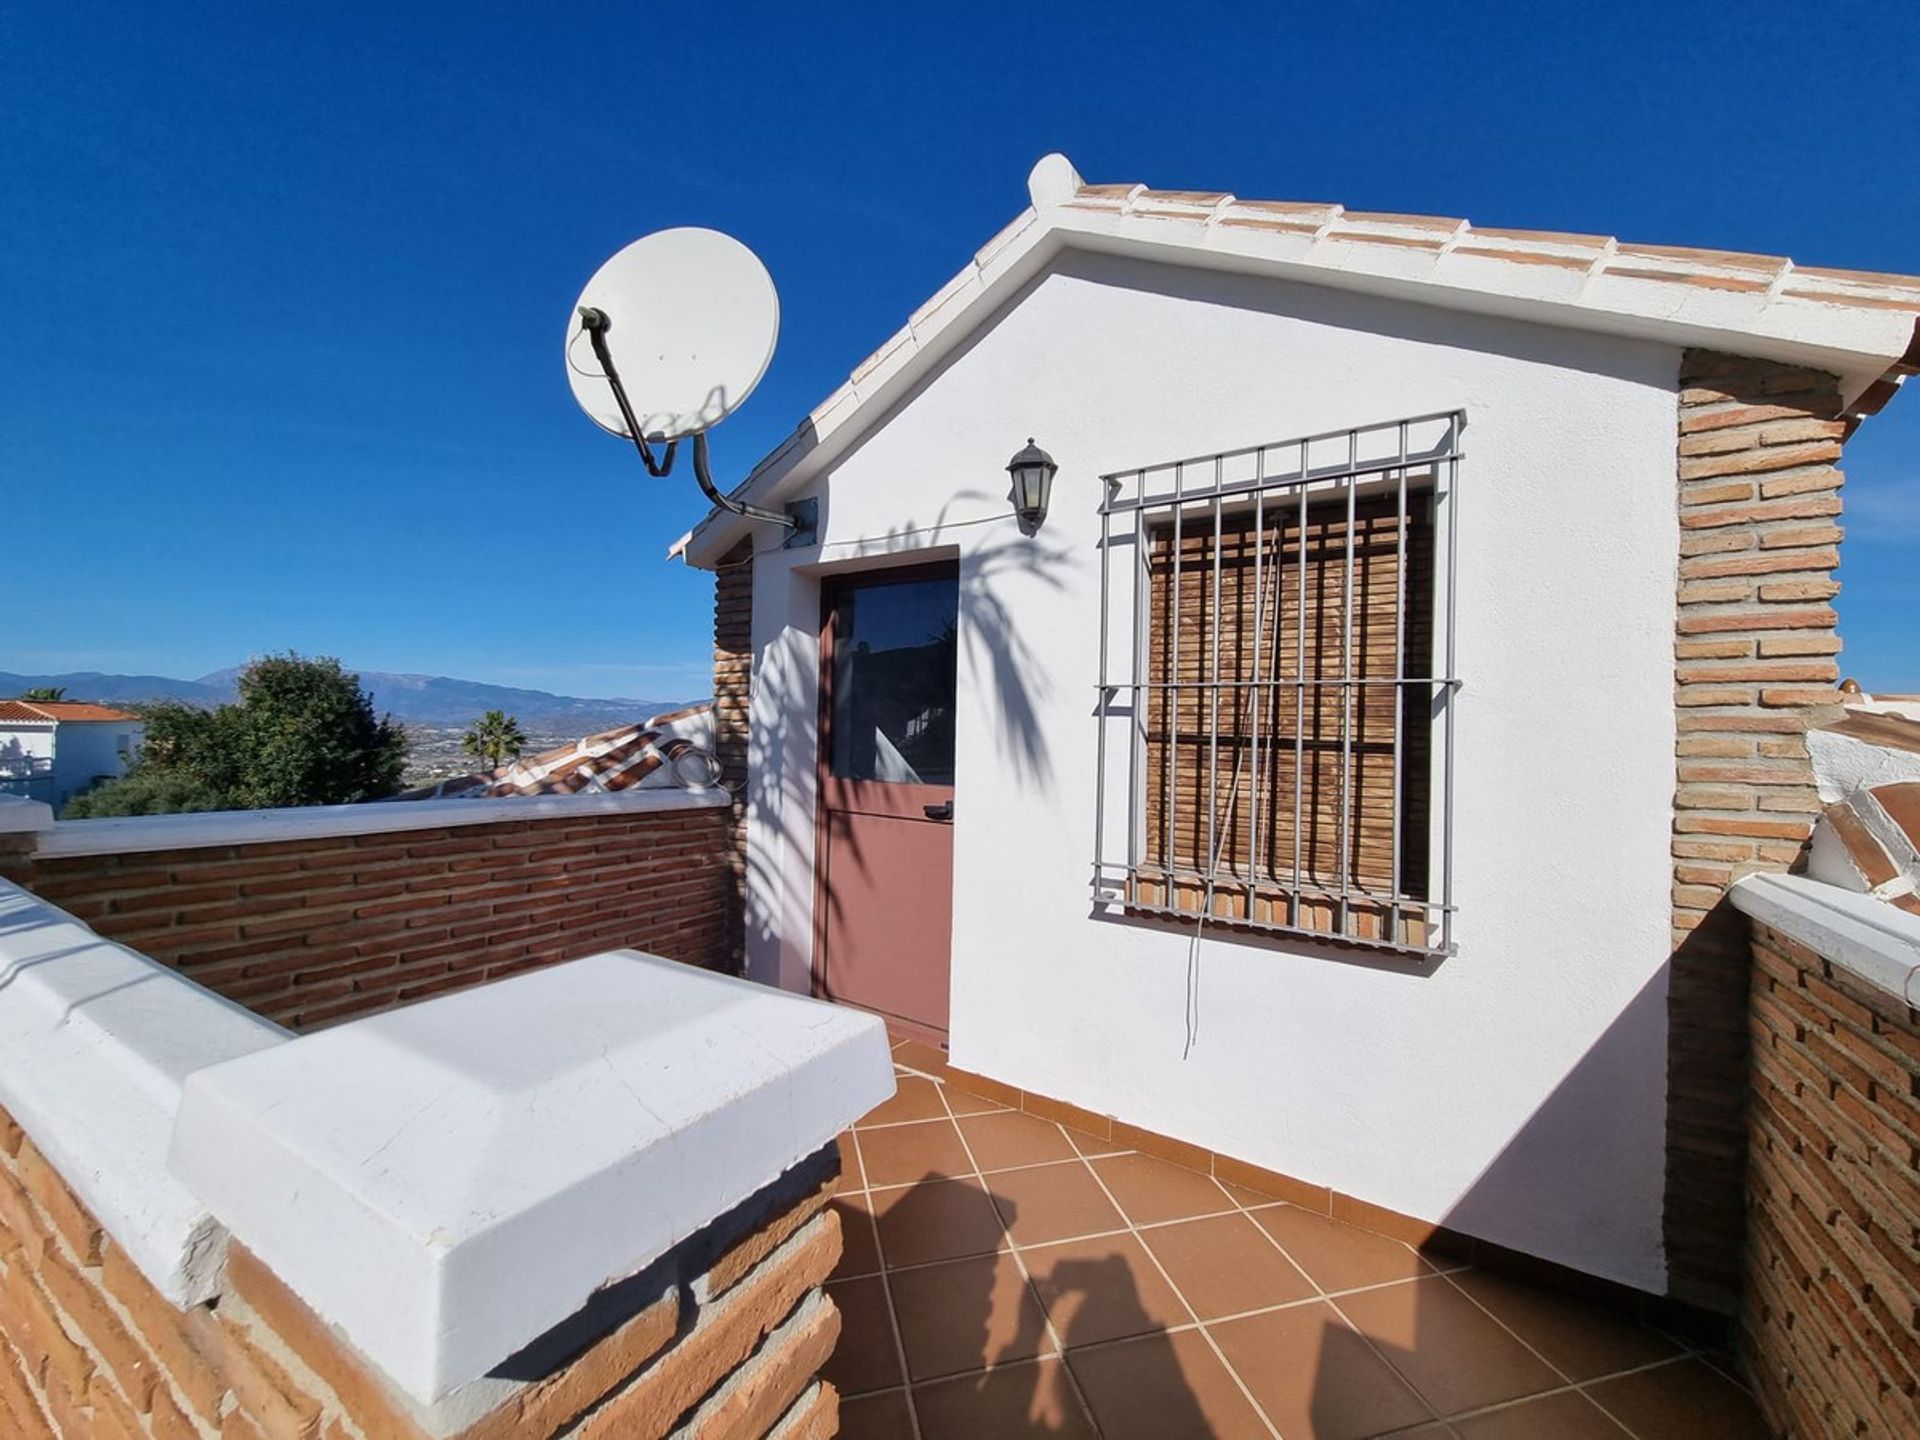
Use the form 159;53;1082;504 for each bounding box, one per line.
4;2;1916;699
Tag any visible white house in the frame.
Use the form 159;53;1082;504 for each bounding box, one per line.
675;154;1919;1316
0;700;143;810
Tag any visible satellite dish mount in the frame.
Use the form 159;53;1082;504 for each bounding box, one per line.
566;228;814;548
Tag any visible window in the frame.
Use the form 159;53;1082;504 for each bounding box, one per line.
829;574;958;786
1093;413;1461;956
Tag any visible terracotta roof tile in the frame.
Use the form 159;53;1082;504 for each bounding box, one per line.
394;709;711;801
678;157;1920;566
1821;801;1900;890
1818;711;1920;756
0;701;140;723
1870;781;1920;852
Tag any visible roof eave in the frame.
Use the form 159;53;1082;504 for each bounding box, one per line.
673;162;1919;571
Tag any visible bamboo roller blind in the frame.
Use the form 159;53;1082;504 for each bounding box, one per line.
1142;490;1434;924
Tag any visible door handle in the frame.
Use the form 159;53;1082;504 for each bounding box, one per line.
923;801;954;821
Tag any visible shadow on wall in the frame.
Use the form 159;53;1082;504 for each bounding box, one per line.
740;490;1070;980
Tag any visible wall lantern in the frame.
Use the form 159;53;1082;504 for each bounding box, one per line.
1006;438;1058;532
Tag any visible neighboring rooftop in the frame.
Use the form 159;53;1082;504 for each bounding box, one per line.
394;704;712;801
0;700;141;723
679;152;1920;567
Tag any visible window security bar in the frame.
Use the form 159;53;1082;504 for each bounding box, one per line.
1092;411;1463;958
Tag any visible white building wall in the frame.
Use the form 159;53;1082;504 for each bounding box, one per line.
741;252;1682;1294
0;724;56;763
51;722;141;810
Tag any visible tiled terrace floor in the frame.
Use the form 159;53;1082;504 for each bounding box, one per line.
826;1039;1770;1440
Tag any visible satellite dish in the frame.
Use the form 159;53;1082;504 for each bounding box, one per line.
564;226;812;545
566;227;779;441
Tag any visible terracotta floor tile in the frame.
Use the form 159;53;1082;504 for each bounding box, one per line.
944;1085;1012;1117
1584;1357;1770;1440
823;1276;904;1398
1023;1231;1192;1349
1219;1179;1284;1209
1335;1274;1561;1417
959;1110;1078;1172
1451;1389;1631;1438
836;1388;914;1440
986;1161;1127;1247
1141;1211;1316;1320
832;1192;881;1280
872;1176;1008;1269
858;1118;973;1188
1065;1126;1129;1159
1447;1269;1680;1382
1251;1204;1434;1293
857;1075;950;1129
835;1131;865;1191
1068;1328;1270;1439
1211;1301;1433;1440
893;1038;953;1081
1090;1152;1238;1227
912;1355;1098;1439
888;1250;1055;1381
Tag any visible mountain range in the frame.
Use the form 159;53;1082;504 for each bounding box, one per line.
0;667;698;733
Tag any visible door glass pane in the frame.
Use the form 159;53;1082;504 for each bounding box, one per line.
831;575;957;785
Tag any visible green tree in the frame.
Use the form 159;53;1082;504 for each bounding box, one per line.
462;710;528;769
18;686;66;701
62;654;406;817
63;770;229;818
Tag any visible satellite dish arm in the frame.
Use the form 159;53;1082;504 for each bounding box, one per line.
689;432;800;530
577;308;798;533
578;307;675;478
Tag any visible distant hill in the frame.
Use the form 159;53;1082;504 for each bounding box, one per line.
0;667;699;733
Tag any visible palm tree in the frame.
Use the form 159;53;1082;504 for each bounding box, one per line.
462;710;528;769
19;686;66;701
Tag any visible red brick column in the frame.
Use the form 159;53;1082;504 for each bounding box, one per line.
0;1098;843;1439
1665;351;1849;1310
713;540;755;974
1744;923;1920;1438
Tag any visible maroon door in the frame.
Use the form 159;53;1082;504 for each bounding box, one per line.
815;565;958;1040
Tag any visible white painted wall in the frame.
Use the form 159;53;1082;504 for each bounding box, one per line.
741;252;1683;1294
0;723;55;763
1;719;144;810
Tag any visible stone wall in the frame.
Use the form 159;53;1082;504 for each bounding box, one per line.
1666;349;1849;1311
1743;920;1920;1438
0;801;731;1031
0;1096;844;1439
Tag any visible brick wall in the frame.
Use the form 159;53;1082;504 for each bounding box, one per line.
0;1096;843;1439
0;805;730;1031
1743;922;1920;1438
1666;350;1850;1311
713;540;755;973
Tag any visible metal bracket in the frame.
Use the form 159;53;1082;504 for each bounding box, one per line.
578;307;799;534
782;498;818;549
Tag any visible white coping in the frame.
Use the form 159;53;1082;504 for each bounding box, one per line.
33;786;729;859
0;879;287;1305
1730;872;1920;1007
0;793;55;834
169;950;893;1408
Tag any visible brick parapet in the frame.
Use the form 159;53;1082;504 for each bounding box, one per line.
713;539;755;973
1665;350;1850;1313
0;805;732;1030
0;1096;843;1439
1742;921;1920;1439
